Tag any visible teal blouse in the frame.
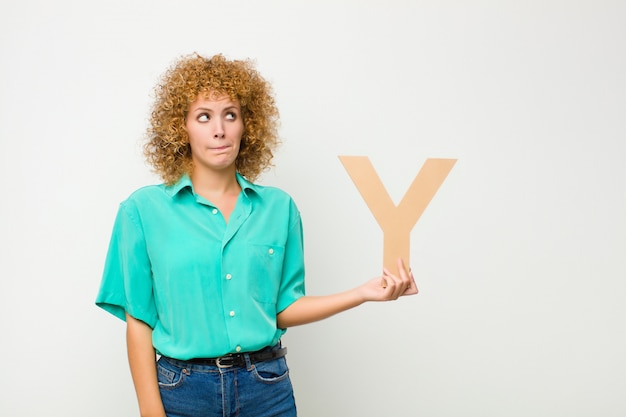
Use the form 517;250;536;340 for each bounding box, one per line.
96;173;306;359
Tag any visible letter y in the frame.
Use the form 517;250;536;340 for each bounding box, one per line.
339;156;456;275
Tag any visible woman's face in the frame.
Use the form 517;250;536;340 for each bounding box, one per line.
185;92;244;176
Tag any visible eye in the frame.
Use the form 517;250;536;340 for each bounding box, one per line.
197;113;210;122
225;112;237;121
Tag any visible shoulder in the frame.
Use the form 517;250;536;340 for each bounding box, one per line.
247;182;299;210
124;183;167;201
238;173;295;204
118;184;170;212
249;183;292;200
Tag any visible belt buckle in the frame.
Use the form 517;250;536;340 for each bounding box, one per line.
216;355;235;368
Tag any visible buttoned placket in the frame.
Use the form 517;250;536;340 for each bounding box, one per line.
220;190;253;353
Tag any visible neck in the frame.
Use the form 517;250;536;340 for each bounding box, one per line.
190;166;240;196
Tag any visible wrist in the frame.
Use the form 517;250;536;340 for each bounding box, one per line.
139;405;166;417
351;285;370;305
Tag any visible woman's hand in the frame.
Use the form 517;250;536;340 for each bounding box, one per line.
358;258;418;302
276;258;418;328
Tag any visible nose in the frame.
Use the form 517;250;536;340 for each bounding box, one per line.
214;119;225;139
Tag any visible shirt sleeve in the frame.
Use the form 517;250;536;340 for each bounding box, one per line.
276;198;306;314
95;201;158;328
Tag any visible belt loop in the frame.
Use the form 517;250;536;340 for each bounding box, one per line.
244;352;254;371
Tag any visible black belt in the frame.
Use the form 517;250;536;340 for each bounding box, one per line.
185;347;287;368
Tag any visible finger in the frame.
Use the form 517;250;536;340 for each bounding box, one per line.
383;262;415;299
379;269;398;299
397;258;410;278
397;258;418;295
383;267;406;300
381;268;392;288
403;269;418;295
381;267;399;290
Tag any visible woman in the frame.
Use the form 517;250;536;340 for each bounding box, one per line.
96;53;417;417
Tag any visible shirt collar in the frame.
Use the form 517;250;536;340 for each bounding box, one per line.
165;172;259;198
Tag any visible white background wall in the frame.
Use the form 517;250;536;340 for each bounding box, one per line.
1;1;625;416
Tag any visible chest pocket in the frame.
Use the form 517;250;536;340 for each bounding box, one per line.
248;243;285;304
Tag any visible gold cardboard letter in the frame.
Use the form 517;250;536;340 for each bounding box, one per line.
339;156;456;275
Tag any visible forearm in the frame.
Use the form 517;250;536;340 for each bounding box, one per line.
277;259;417;329
276;289;365;328
126;314;166;417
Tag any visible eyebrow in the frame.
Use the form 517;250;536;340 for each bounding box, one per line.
191;105;240;113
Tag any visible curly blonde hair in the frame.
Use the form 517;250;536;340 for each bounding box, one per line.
144;53;280;184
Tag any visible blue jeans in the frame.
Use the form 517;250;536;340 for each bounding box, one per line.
157;346;297;417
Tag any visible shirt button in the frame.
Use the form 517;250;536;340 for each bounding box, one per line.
229;311;235;317
268;248;274;255
226;273;232;280
212;208;218;214
235;346;242;352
